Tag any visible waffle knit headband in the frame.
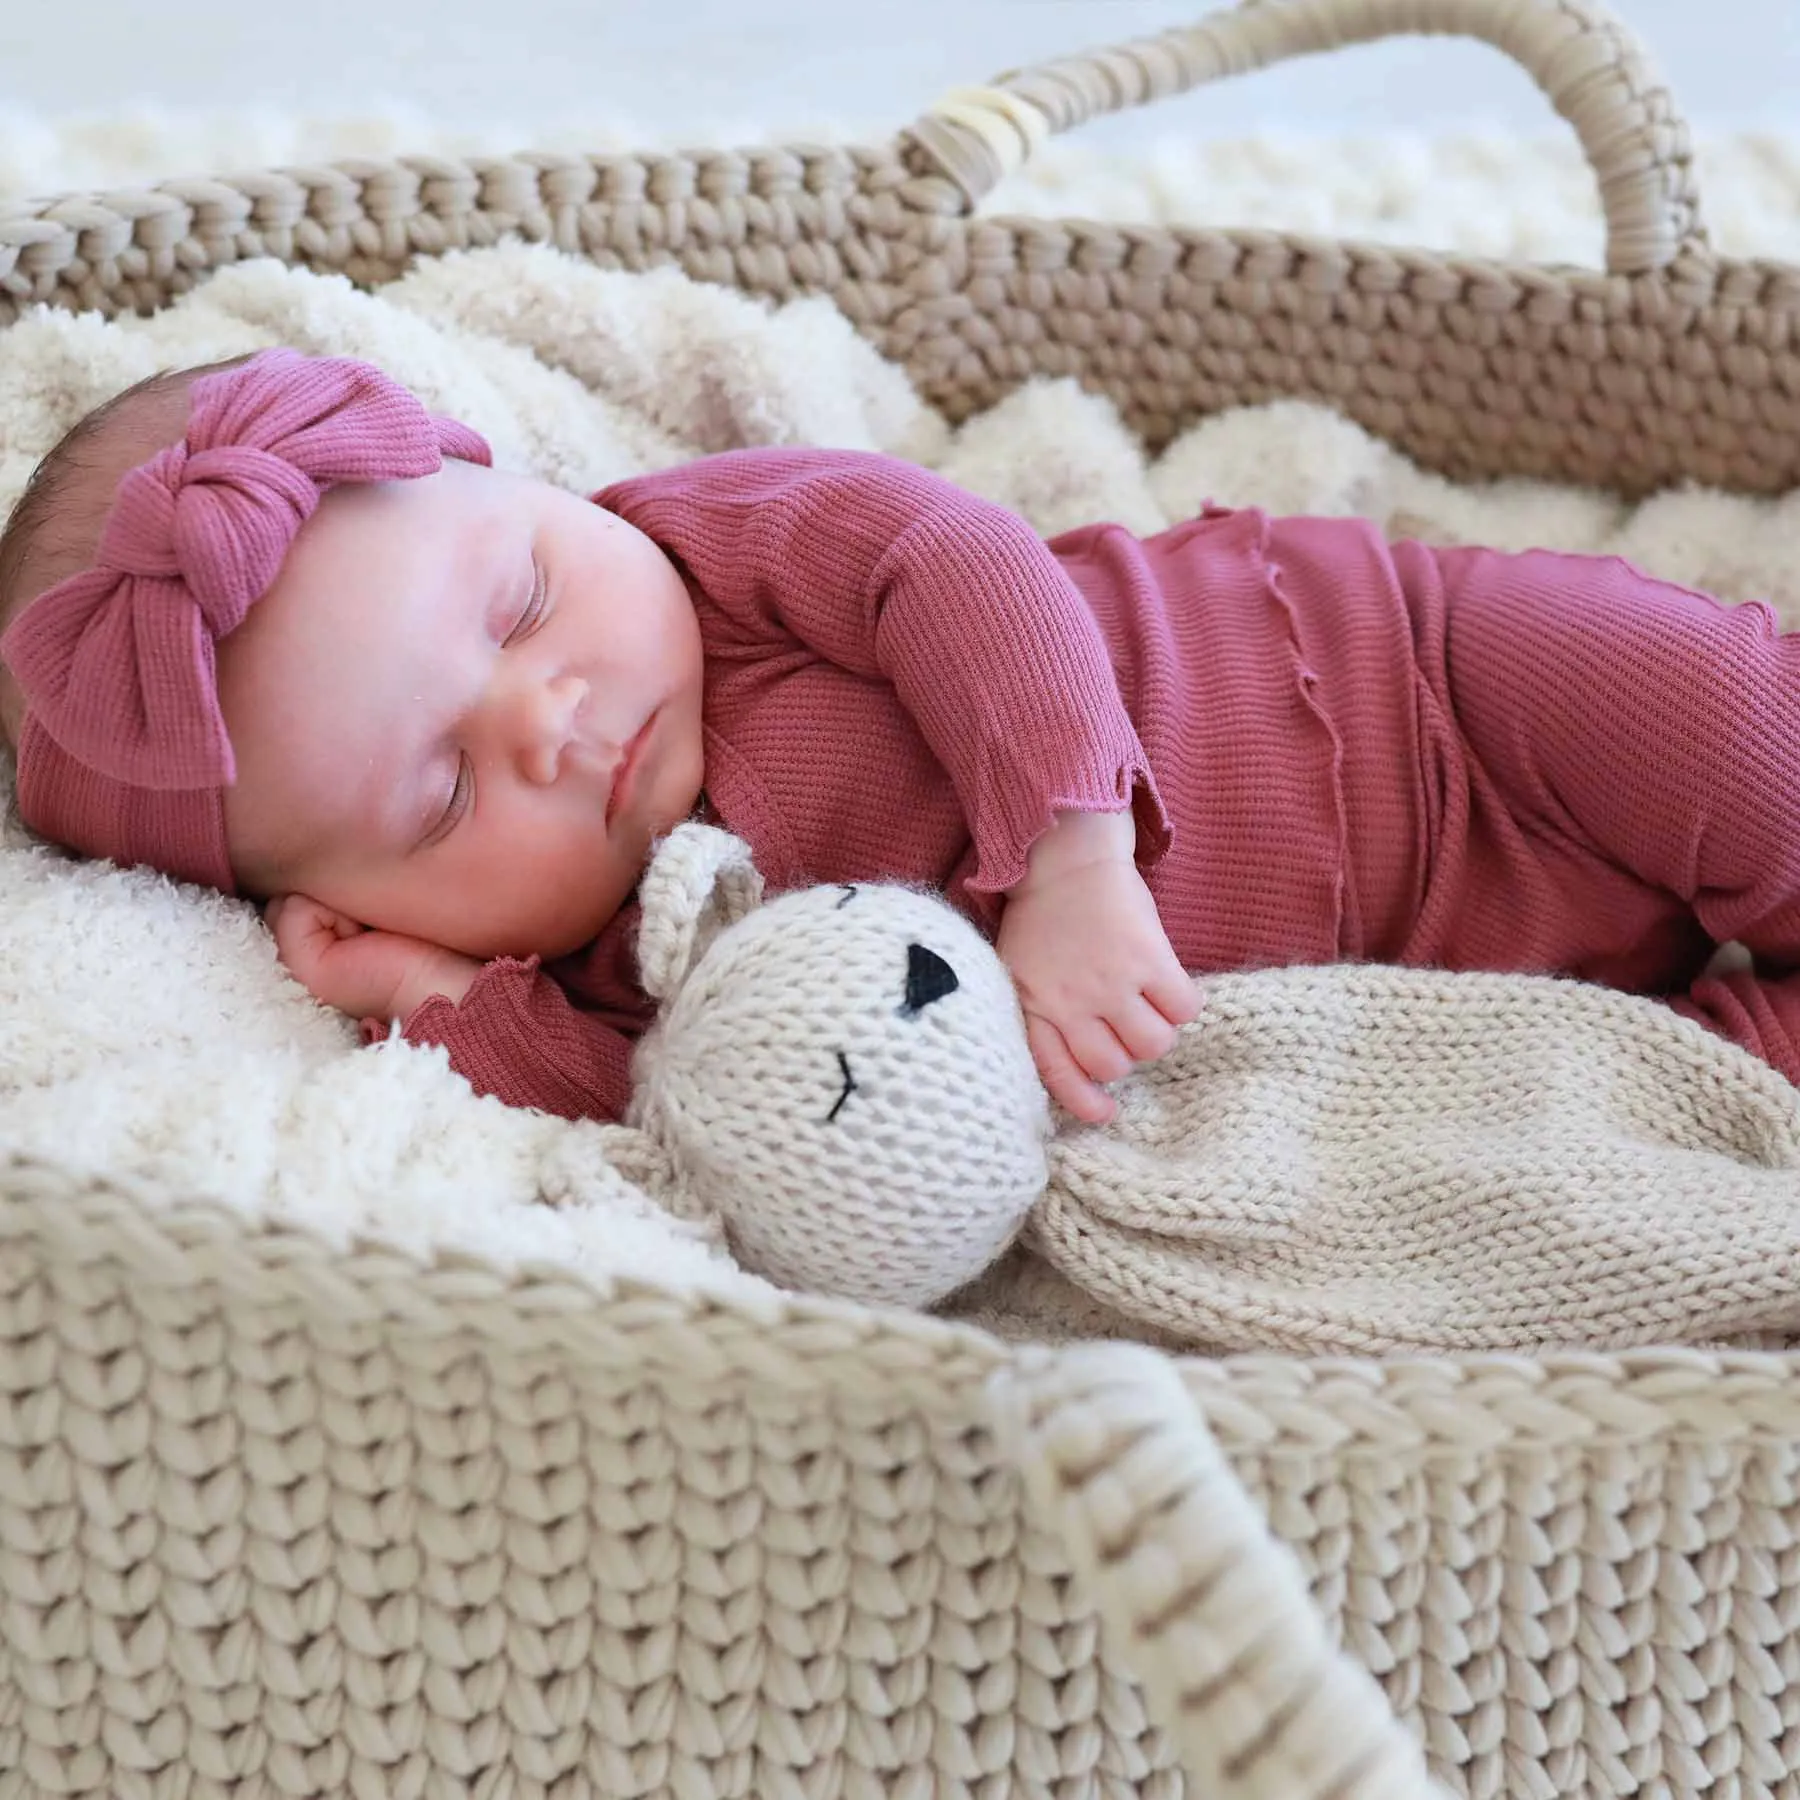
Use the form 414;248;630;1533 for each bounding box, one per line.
0;349;492;892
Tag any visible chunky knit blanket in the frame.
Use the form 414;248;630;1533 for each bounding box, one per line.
3;242;1799;1352
1018;968;1800;1353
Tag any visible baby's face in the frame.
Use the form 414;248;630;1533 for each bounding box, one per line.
217;458;706;960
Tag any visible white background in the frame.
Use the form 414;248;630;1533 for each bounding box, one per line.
1;1;1792;148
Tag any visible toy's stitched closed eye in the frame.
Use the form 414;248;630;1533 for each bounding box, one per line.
827;1051;857;1122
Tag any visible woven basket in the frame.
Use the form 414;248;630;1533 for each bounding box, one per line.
5;0;1800;499
5;2;1800;1797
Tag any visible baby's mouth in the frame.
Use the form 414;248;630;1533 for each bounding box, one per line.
605;712;655;824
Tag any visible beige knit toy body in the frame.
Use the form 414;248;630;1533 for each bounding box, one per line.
616;825;1800;1352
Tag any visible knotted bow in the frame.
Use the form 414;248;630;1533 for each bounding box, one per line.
2;349;491;890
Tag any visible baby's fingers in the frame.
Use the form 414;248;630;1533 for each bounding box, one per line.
1062;1015;1136;1089
1145;965;1201;1028
1025;1013;1117;1125
1110;994;1181;1064
268;893;361;950
267;896;329;967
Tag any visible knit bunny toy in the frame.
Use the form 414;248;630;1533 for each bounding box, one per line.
618;822;1051;1309
615;822;1800;1352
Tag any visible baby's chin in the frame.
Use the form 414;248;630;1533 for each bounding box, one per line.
465;908;616;965
476;865;653;963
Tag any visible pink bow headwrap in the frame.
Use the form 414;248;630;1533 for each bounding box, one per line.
1;349;492;892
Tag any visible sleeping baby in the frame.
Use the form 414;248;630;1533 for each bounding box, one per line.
4;347;1798;1124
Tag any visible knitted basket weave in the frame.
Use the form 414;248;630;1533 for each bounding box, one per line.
4;2;1800;1797
4;0;1796;499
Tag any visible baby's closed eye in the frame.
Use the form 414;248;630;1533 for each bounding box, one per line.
505;557;550;645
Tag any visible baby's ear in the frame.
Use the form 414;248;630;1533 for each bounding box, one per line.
636;823;765;1002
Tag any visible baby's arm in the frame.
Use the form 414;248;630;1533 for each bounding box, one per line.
602;448;1197;1119
268;895;634;1120
403;961;635;1120
604;448;1169;897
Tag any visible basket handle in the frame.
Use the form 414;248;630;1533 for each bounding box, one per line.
988;1342;1448;1800
902;0;1706;277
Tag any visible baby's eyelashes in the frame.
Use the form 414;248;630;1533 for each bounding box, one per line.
505;559;550;646
421;754;474;846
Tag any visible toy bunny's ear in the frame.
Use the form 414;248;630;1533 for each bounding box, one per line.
637;823;766;1001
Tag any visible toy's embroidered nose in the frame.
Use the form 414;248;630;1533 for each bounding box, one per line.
903;943;959;1015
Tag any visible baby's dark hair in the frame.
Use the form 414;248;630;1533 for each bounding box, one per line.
0;354;254;751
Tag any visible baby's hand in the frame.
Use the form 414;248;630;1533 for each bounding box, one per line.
998;810;1199;1124
265;894;483;1026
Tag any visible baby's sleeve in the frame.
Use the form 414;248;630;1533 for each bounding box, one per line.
599;447;1170;896
1668;964;1800;1087
401;956;634;1122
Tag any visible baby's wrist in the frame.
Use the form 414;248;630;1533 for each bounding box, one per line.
391;950;483;1021
1011;808;1135;894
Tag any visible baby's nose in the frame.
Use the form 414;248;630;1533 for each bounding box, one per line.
514;675;588;785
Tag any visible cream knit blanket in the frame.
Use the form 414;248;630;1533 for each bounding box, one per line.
2;241;1798;1349
1026;967;1800;1354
